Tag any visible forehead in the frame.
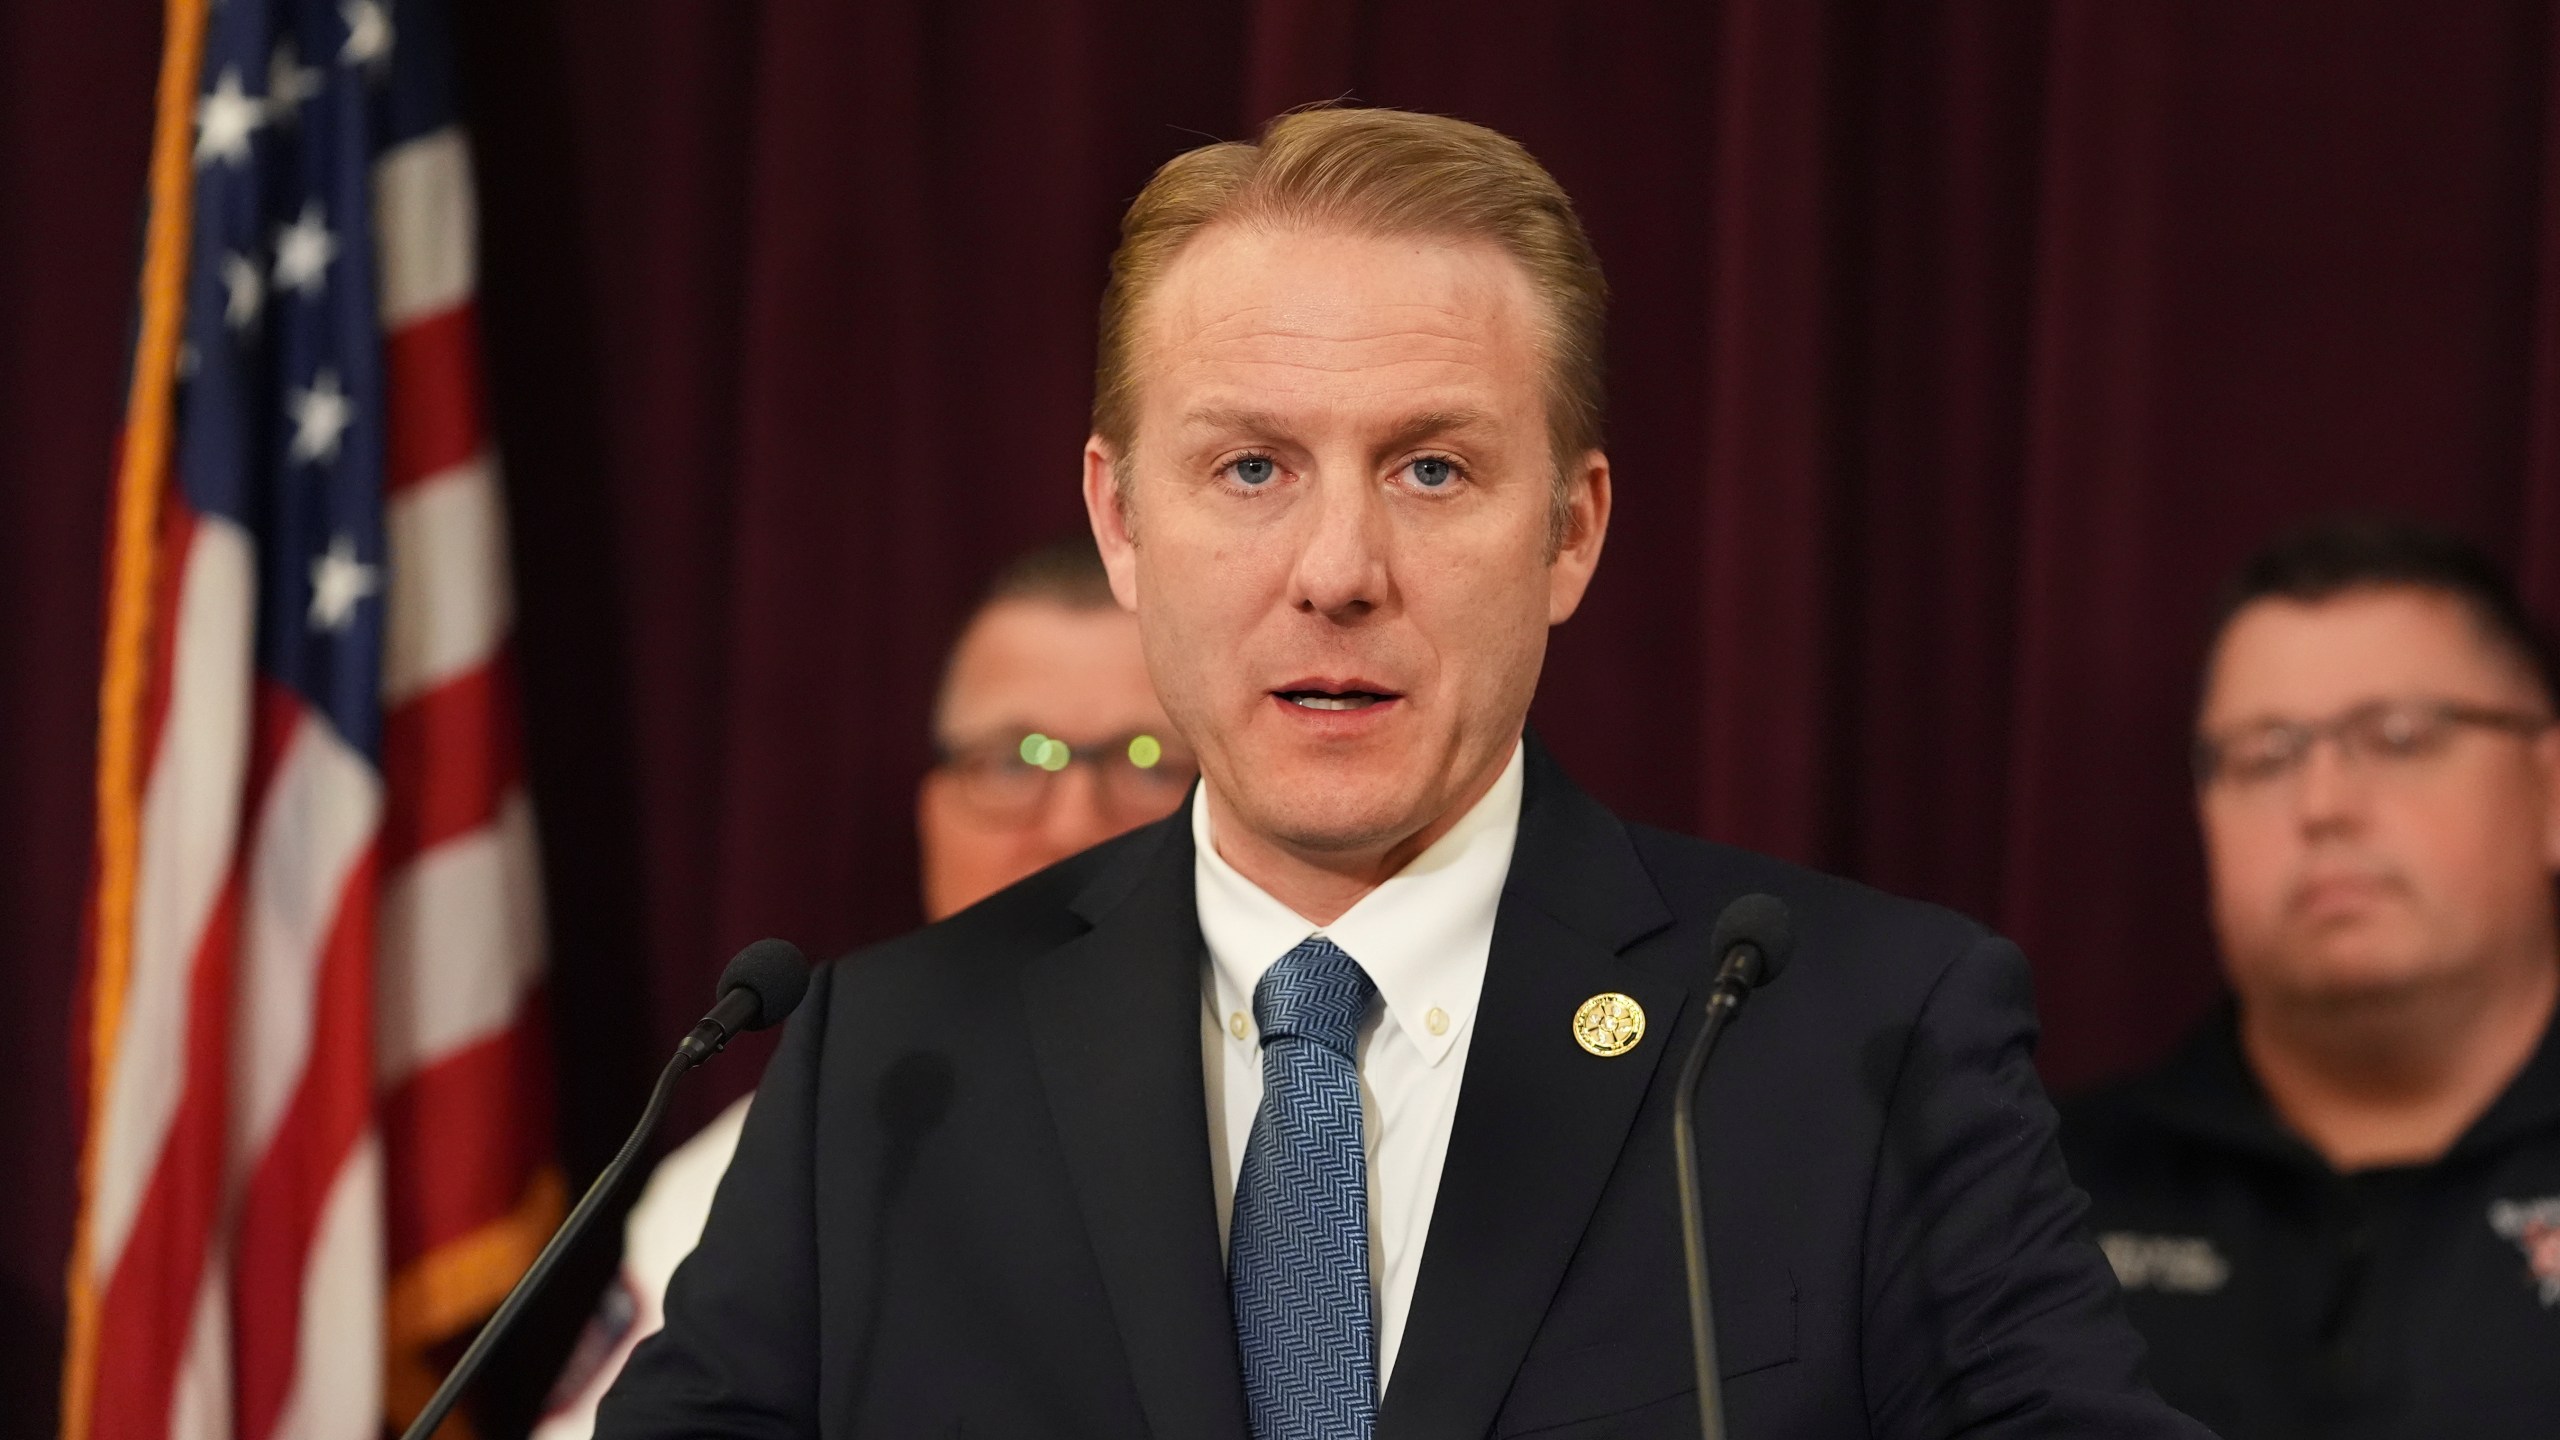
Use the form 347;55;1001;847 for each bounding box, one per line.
941;601;1156;730
2202;587;2541;722
1134;224;1546;431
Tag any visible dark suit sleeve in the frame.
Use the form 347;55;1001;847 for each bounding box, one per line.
594;962;835;1440
1860;935;2212;1439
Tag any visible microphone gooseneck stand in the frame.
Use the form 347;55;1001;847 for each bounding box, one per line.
397;937;810;1440
399;1049;693;1440
1673;895;1793;1440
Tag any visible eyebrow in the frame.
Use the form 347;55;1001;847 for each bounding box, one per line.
1176;406;1497;451
1379;408;1494;452
1178;407;1293;441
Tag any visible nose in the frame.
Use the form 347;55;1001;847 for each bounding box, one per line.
2291;733;2369;837
1287;470;1390;620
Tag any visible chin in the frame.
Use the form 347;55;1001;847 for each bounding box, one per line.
2261;934;2450;1010
1229;770;1425;855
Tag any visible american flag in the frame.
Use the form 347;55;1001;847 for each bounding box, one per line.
66;0;559;1436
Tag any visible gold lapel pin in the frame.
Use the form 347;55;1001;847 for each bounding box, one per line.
1572;992;1645;1057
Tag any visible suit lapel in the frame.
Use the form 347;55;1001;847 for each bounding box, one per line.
1380;741;1681;1440
1022;805;1252;1440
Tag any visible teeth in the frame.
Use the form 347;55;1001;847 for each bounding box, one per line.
1288;694;1376;711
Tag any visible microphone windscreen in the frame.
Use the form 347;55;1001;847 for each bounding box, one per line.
716;938;812;1031
1708;893;1794;988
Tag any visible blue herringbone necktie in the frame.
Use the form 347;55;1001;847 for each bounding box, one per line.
1229;935;1380;1440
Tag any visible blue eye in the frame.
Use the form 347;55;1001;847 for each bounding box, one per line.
1408;457;1457;489
1229;456;1277;487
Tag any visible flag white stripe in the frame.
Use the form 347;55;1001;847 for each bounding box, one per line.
168;1250;232;1440
90;519;257;1281
230;714;383;1183
376;794;545;1084
373;129;476;329
265;1136;386;1440
382;455;512;704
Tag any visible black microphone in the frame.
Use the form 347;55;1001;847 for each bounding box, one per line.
681;937;814;1064
398;939;811;1440
1673;895;1793;1440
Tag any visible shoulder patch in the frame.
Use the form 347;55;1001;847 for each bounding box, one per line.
2097;1231;2231;1295
2488;1195;2560;1307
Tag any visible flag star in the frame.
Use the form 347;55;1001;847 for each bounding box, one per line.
287;369;355;465
176;343;202;379
340;0;394;68
307;534;381;632
220;252;265;330
267;41;324;123
272;202;338;297
194;67;264;167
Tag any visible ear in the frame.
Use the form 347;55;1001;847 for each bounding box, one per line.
1082;435;1140;612
1546;449;1612;625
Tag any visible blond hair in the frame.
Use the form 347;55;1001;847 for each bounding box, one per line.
1092;108;1607;535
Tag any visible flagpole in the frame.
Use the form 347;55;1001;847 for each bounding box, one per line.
64;0;210;1434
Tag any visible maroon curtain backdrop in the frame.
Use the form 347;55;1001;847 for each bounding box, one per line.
0;0;162;1410
14;0;2560;1429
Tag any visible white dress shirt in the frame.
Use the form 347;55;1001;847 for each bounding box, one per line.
1195;738;1523;1389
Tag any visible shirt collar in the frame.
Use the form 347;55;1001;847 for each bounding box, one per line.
1194;739;1524;1068
2109;1003;2318;1166
2118;996;2560;1169
2450;994;2560;1159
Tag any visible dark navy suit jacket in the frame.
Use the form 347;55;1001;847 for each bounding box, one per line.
597;740;2211;1438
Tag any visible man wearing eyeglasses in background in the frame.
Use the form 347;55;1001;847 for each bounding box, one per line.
2062;518;2560;1439
533;535;1191;1440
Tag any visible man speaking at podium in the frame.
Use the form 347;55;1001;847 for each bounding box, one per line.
597;109;2206;1439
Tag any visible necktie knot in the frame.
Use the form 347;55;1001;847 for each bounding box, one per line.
1254;936;1375;1058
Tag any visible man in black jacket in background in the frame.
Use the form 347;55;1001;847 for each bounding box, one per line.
600;106;2206;1440
2066;520;2560;1439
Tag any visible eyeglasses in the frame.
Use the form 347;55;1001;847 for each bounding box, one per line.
2192;698;2552;791
933;730;1199;822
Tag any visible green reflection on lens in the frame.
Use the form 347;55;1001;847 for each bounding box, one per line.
1037;737;1071;772
1019;733;1048;766
1128;734;1164;769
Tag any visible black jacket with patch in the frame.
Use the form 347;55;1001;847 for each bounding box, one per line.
2061;1005;2560;1440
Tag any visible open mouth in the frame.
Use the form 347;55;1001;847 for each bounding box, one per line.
1275;687;1399;712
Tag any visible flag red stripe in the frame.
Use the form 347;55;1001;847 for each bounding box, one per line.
84;875;242;1440
381;994;555;1265
384;303;485;494
230;841;380;1440
379;653;521;870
